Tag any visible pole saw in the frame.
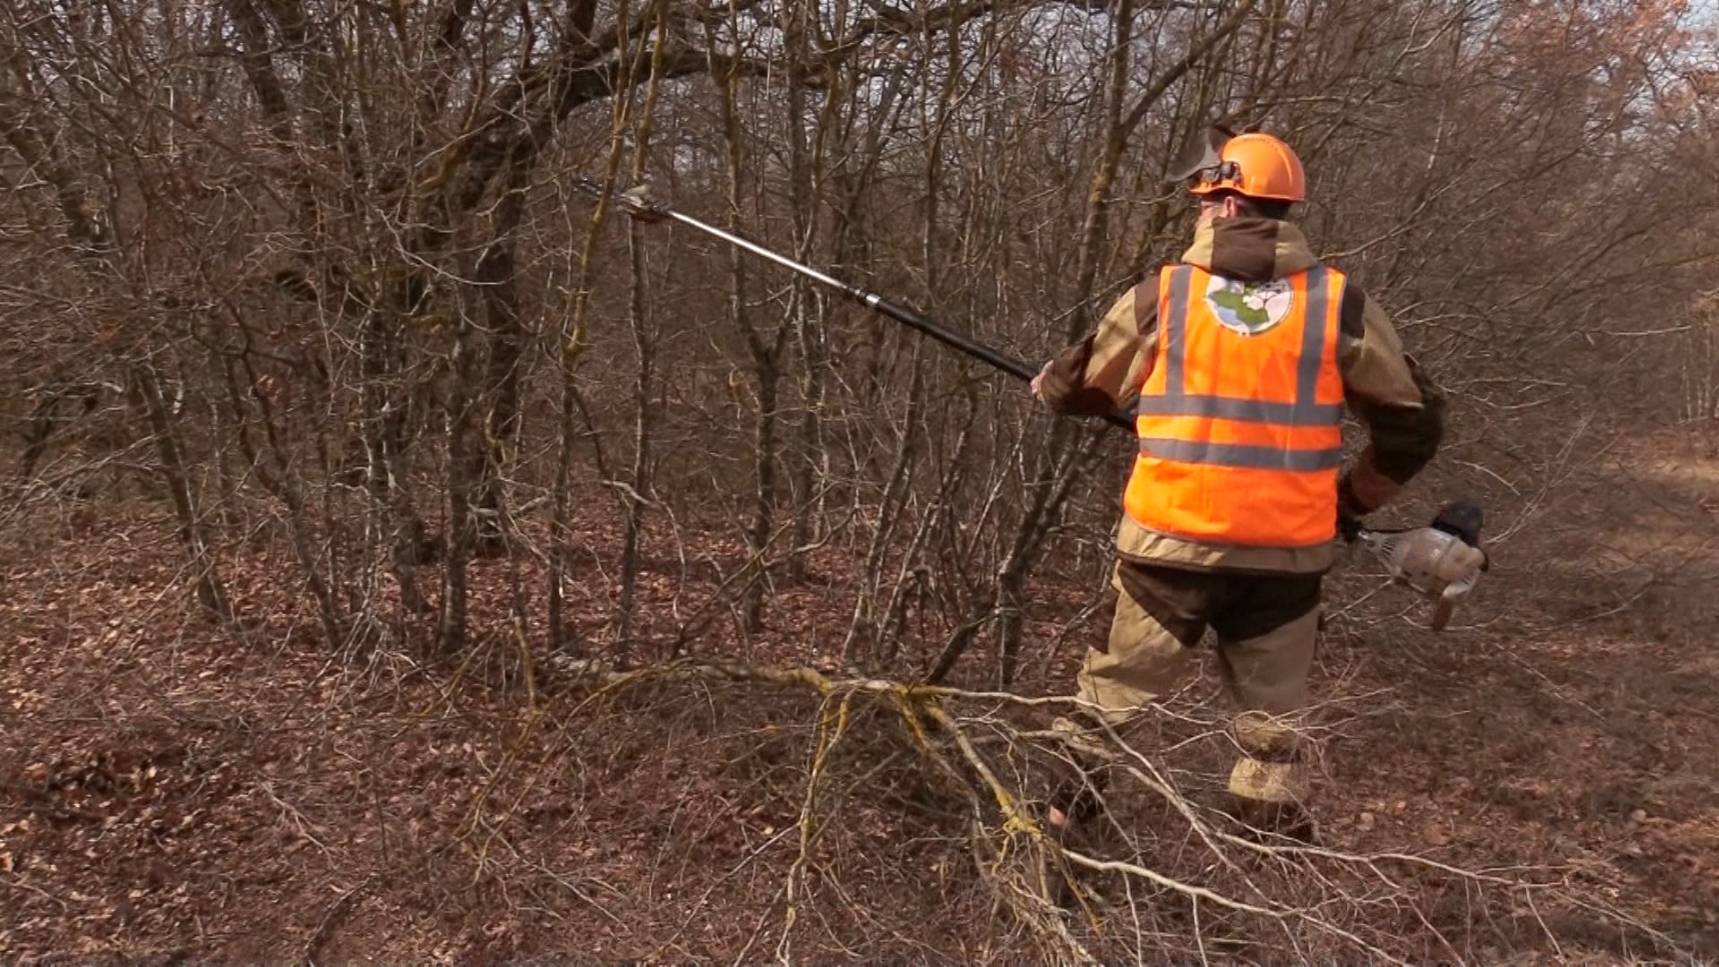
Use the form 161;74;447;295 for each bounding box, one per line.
576;178;1489;629
573;178;1131;432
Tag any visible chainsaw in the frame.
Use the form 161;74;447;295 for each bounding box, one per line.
1347;500;1489;631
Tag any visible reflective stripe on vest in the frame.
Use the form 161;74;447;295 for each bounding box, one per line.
1122;261;1346;547
1140;263;1341;466
1134;437;1341;471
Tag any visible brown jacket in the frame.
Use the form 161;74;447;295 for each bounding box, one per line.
1038;216;1444;573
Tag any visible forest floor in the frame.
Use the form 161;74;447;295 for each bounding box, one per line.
2;427;1717;965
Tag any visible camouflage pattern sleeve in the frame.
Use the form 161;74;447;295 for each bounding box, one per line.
1034;285;1157;418
1337;283;1445;513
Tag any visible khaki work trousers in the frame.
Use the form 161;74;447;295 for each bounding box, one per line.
1077;559;1322;806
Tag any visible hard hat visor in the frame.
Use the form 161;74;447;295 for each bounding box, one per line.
1165;125;1236;184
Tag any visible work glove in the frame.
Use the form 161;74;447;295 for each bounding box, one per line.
1335;473;1371;542
1430;499;1485;549
1336;507;1364;542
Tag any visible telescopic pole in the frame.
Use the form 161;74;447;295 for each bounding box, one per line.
574;178;1133;432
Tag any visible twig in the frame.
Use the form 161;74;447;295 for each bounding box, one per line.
304;872;376;967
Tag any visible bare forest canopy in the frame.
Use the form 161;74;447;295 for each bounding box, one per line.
2;0;1717;667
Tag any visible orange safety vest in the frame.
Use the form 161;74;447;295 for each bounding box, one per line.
1123;262;1346;548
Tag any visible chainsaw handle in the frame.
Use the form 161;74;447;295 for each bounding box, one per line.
1342;499;1485;548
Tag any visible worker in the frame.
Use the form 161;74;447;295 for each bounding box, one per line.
1030;129;1446;841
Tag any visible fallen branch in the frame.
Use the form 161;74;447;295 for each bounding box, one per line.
535;654;1681;963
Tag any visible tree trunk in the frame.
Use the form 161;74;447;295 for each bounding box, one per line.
13;384;97;493
472;188;528;557
220;355;347;648
742;351;782;634
613;222;655;657
361;298;430;617
783;3;828;583
440;306;480;654
132;366;235;624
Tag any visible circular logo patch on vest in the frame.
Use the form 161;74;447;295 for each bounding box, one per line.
1204;276;1294;335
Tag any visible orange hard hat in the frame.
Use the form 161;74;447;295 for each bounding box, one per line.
1184;131;1306;203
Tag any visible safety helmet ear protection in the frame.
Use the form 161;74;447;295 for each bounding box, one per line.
1167;125;1307;204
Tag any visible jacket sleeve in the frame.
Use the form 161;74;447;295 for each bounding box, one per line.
1035;285;1158;418
1336;283;1445;513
